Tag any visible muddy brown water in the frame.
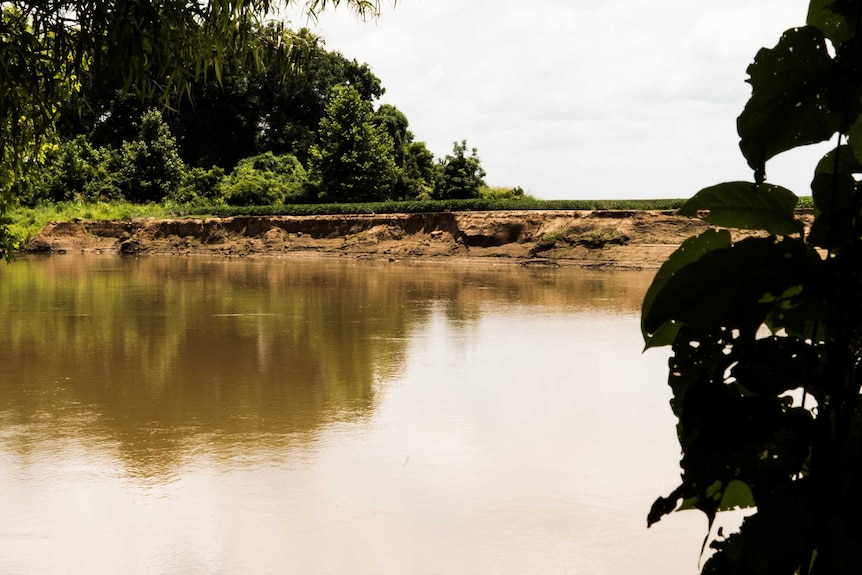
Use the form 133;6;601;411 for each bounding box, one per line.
0;255;706;574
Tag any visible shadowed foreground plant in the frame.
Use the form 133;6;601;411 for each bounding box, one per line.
643;2;862;573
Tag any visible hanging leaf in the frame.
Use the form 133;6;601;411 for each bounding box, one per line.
737;26;838;176
809;145;861;249
645;3;862;572
678;181;802;236
732;336;821;397
807;0;862;47
642;229;731;348
718;480;756;512
648;485;686;527
643;237;808;337
848;114;862;164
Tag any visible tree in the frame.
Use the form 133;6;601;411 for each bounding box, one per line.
112;109;188;203
0;0;383;260
434;140;486;200
255;27;385;164
642;2;862;573
55;25;386;171
370;104;441;200
401;140;437;199
373;104;410;167
308;84;398;202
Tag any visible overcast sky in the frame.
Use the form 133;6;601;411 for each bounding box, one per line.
288;0;830;200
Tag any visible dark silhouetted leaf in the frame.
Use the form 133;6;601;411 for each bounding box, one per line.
648;485;685;527
808;0;862;46
679;181;801;236
848;114;862;164
809;145;861;249
732;336;820;397
643;237;808;337
719;480;756;512
737;26;838;175
642;229;731;348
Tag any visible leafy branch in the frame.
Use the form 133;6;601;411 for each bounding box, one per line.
643;1;862;573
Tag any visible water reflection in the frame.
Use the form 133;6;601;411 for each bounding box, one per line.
0;256;699;574
1;257;652;475
3;257;425;476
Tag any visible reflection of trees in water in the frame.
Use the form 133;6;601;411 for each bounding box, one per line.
0;256;653;477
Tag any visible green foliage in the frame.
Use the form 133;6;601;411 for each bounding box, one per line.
1;4;78;260
219;152;307;206
531;231;565;253
434;140;486;200
58;25;387;171
24;136;118;205
373;104;409;167
479;185;533;200
187;197;691;217
1;5;77;187
172;165;226;205
8;200;179;246
643;2;862;573
254;26;385;165
400;140;438;199
308;85;398;202
0;0;383;260
112;110;188;204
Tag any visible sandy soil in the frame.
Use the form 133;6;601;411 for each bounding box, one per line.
25;210;811;270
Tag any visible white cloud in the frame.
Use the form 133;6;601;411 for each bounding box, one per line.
292;0;824;199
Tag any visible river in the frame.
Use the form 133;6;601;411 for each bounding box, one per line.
0;255;705;574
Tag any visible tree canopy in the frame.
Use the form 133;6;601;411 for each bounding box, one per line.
643;1;862;573
0;0;382;259
57;25;385;170
434;140;486;200
308;84;398;202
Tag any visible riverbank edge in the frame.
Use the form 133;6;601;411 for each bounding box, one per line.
24;209;805;270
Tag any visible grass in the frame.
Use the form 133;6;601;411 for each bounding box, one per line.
7;201;184;247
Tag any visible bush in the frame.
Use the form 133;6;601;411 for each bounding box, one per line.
479;185;534;201
219;152;308;206
24;136;119;205
171;166;226;205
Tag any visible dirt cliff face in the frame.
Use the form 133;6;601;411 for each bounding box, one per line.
24;210;731;269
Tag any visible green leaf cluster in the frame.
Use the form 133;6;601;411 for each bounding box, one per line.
434;140;487;200
3;9;501;235
0;0;384;260
309;84;399;202
643;2;862;573
220;152;308;206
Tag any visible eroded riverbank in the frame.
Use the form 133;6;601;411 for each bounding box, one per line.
24;209;747;269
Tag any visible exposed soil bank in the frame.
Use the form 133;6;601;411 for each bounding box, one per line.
24;210;773;269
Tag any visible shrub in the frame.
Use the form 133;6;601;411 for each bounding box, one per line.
219;152;308;206
479;185;534;201
171;166;226;204
25;136;119;205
